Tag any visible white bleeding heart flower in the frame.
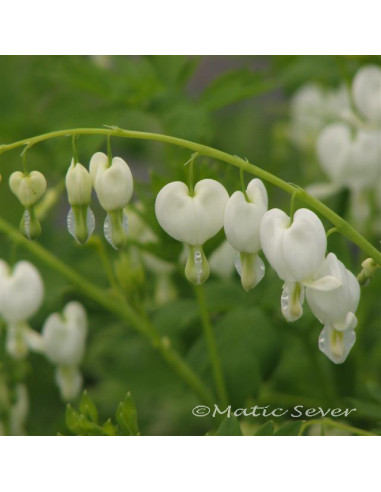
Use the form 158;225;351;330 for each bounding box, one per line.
90;152;133;211
224;178;267;291
155;179;229;285
0;260;44;324
352;65;381;123
316;123;381;192
42;301;88;401
260;208;341;322
9;171;47;208
289;83;350;148
89;152;134;249
42;301;87;367
306;253;360;332
0;260;44;359
65;159;95;245
306;254;360;364
9;170;47;240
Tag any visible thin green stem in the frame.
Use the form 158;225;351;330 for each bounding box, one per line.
240;168;249;202
0;127;379;264
194;285;229;407
0;216;214;406
72;135;79;165
299;417;376;436
106;134;112;168
289;189;300;223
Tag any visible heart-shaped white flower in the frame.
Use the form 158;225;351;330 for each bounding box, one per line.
316;123;381;191
352;65;381;122
155;179;229;285
260;208;341;321
155;179;229;246
42;301;87;367
0;260;44;324
224;178;268;290
306;253;360;332
224;178;268;254
9;171;47;208
89;152;134;212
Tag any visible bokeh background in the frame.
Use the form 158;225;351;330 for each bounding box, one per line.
0;55;380;435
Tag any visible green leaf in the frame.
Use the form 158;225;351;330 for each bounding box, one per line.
273;421;302;436
115;393;140;436
102;419;117;436
200;68;273;111
254;421;275;436
79;390;98;423
215;416;243;436
188;307;282;407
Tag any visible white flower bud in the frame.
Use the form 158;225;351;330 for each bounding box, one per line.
65;160;92;206
224;179;268;253
352;65;381;122
306;253;360;332
65;160;94;244
0;260;44;324
155;179;229;246
9;171;47;208
42;301;87;367
90;152;133;212
224;178;268;291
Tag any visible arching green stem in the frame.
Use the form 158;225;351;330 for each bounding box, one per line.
0;127;380;264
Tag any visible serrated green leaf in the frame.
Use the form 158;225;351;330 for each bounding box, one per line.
79;391;98;423
116;393;140;436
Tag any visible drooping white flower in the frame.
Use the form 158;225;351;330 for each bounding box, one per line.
89;152;134;249
224;179;268;290
0;260;44;324
42;301;88;401
9;171;47;208
9;170;47;240
306;253;360;332
65;159;95;244
306;253;360;363
289;83;350;148
90;152;133;211
260;208;340;321
155;179;229;285
316;123;381;192
42;301;87;367
352;65;381;122
0;260;44;359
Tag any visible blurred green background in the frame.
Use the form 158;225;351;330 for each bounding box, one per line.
0;55;380;436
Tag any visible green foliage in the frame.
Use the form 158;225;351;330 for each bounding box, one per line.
65;391;139;436
215;416;243;436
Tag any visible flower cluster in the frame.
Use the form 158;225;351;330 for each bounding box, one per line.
8;149;134;250
0;259;88;401
155;177;361;364
66;151;134;248
290;65;381;231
